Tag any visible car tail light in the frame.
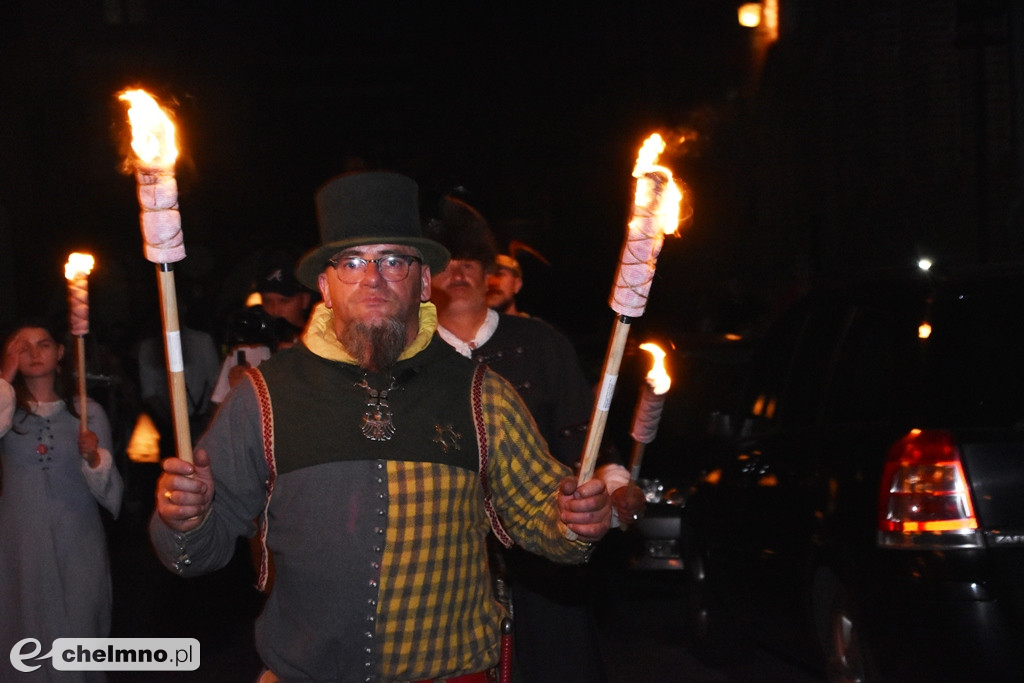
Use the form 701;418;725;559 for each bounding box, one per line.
877;429;983;549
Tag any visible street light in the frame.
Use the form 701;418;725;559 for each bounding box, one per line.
738;3;761;28
738;1;779;43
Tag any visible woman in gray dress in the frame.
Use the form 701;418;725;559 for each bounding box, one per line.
1;321;123;681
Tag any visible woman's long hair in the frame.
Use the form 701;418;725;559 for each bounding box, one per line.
4;318;81;432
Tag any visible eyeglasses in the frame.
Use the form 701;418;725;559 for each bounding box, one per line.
327;254;423;283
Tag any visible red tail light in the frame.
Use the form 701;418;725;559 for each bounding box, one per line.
878;429;982;549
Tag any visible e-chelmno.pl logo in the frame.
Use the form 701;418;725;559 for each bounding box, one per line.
10;638;199;673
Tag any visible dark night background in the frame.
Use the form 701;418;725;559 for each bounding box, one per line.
3;1;1024;354
3;3;1024;680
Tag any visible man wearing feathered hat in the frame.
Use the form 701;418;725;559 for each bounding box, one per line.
150;171;612;682
486;238;551;317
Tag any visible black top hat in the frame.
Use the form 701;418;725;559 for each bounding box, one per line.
295;172;451;289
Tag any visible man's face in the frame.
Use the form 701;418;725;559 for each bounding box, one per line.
485;266;522;312
431;259;488;315
317;244;429;346
260;291;311;329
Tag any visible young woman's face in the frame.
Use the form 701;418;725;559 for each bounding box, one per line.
12;327;63;379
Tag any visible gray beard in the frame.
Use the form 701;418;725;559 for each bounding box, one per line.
340;317;407;373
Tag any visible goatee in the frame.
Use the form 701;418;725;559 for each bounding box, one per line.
340;317;407;373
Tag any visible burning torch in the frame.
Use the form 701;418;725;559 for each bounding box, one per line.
64;252;94;431
628;342;672;481
119;88;192;463
576;133;686;485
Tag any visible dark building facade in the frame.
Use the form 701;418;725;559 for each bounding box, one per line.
730;0;1024;278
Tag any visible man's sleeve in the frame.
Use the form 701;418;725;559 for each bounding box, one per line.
149;379;270;576
480;369;593;563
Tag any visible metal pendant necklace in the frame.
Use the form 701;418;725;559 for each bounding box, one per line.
356;374;399;441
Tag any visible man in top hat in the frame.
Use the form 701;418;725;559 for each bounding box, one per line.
150;171;612;683
426;195;644;683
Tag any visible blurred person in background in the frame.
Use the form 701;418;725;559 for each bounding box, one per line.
250;255;314;345
212;254;314;404
1;319;123;682
486;241;549;318
486;252;525;316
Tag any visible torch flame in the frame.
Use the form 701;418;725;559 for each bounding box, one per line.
633;134;667;175
64;253;95;280
632;133;683;236
119;89;178;168
639;342;671;395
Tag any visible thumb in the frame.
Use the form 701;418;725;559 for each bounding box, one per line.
559;476;578;497
192;448;212;472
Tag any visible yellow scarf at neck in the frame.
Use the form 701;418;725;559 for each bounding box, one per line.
301;301;438;363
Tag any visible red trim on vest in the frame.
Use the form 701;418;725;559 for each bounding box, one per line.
472;364;512;548
248;367;277;592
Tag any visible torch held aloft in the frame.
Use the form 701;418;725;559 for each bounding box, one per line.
577;170;674;484
65;256;93;432
121;88;191;462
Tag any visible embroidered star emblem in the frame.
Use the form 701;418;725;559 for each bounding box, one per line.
433;424;462;453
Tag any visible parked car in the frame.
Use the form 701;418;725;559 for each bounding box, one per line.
682;264;1024;681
